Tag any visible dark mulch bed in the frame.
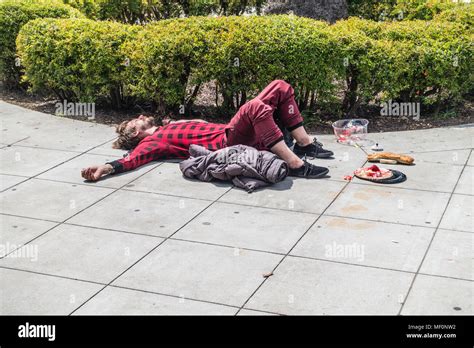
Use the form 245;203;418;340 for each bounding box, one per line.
1;86;472;135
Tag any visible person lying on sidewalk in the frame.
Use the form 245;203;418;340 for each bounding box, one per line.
81;80;334;182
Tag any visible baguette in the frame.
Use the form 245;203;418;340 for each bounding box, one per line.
367;152;414;165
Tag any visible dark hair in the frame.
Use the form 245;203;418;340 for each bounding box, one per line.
112;120;141;150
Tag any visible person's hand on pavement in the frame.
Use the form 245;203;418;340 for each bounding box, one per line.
81;164;112;182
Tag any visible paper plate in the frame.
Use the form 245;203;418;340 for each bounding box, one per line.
354;169;407;184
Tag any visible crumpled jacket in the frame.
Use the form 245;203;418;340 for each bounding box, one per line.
179;144;289;193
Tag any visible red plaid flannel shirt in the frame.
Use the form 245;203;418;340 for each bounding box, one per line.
107;121;227;174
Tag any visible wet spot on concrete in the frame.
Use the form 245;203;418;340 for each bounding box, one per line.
343;204;368;213
327;217;372;230
354;191;370;200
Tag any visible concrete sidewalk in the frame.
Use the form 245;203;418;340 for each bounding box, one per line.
0;100;472;315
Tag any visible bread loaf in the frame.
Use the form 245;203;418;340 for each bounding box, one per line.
367;152;414;165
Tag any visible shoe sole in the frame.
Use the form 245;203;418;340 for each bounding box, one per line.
295;152;334;159
306;168;329;179
289;168;329;179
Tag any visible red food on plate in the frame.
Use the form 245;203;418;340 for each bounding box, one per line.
354;165;393;180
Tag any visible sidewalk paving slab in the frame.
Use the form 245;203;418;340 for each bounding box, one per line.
290;216;434;272
439;194;473;233
86;139;134;157
454;166;473;195
325;184;451;227
1;101;473;315
307;141;367;181
73;286;237;315
401;274;473;315
0;101;116;151
0;174;27;192
174;201;317;254
0;178;114;221
358;127;473;153
68;189;211;238
218;179;346;214
237;309;277;316
0;215;57;257
37;153;160;189
128;162;231;201
354;161;464;193
1;145;79;177
112;239;281;307
245;256;414;315
0;224;161;284
412;149;471;166
0;268;102;315
467;152;474;166
419;229;473;281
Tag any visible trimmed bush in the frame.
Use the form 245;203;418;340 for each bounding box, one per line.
434;5;474;32
326;21;388;115
0;0;83;88
120;16;219;113
201;16;334;111
391;0;458;20
124;16;334;112
348;0;467;21
330;17;473;111
16;18;140;107
374;19;472;106
16;14;474;116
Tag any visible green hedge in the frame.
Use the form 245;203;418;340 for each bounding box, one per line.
17;15;336;110
0;0;83;88
17;18;140;105
124;16;334;111
16;13;473;114
331;17;473;111
434;5;474;32
121;17;219;112
391;0;459;20
348;0;467;21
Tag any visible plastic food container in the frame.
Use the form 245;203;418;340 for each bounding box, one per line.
332;119;369;145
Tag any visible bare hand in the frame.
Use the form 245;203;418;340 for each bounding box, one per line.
81;165;112;182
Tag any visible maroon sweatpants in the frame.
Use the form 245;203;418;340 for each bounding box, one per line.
224;80;304;151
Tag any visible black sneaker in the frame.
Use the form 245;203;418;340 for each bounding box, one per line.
288;160;329;179
293;138;334;159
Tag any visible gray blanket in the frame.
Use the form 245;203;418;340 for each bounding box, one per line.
179;144;289;193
